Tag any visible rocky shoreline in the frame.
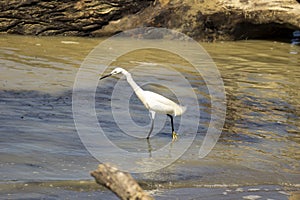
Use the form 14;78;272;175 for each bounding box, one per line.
1;0;300;41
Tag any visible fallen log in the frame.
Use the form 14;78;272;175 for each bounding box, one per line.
1;0;299;41
91;164;154;200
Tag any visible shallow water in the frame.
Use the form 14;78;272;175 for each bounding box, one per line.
0;35;299;199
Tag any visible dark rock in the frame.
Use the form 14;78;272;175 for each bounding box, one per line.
0;0;153;36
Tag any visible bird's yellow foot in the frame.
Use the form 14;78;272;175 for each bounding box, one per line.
172;131;178;141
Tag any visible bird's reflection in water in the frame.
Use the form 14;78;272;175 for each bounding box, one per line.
147;139;152;157
146;137;175;158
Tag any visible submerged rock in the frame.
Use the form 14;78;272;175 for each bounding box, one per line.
0;0;299;41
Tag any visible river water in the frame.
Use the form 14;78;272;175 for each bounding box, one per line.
0;35;299;199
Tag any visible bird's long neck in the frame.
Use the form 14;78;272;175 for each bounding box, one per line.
122;70;149;109
123;71;143;93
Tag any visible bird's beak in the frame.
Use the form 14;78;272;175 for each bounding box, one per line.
100;73;112;80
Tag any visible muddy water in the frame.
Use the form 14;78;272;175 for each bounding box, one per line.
0;35;299;199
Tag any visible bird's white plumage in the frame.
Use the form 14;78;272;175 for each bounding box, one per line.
100;67;186;140
141;90;185;116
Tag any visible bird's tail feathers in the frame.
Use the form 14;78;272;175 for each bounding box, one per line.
181;105;187;114
175;105;187;116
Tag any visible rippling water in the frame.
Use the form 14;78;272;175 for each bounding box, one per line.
0;35;299;199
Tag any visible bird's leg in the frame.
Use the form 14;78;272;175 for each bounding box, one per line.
147;111;156;139
167;114;177;141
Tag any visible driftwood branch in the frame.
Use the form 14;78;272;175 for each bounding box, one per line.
91;164;154;200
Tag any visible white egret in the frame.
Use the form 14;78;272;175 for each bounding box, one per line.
100;67;186;140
